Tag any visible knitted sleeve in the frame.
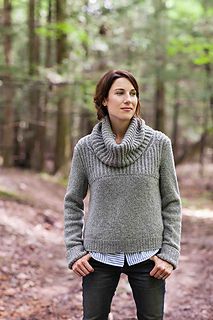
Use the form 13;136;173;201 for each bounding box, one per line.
157;137;182;269
64;144;88;269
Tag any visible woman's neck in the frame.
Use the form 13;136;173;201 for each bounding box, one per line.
108;116;132;143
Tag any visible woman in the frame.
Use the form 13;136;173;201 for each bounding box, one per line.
64;70;182;320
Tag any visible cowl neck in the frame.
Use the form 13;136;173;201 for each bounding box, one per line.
89;115;153;168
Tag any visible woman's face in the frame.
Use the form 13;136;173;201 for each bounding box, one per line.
103;77;138;123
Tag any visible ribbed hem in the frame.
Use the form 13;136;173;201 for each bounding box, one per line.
66;246;88;269
84;237;163;253
156;243;180;269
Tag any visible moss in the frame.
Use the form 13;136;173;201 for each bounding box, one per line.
39;172;67;187
0;188;33;205
0;189;22;201
181;192;213;210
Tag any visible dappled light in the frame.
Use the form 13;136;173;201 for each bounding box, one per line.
0;163;212;319
0;0;212;319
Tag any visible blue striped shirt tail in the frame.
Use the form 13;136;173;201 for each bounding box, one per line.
90;249;159;267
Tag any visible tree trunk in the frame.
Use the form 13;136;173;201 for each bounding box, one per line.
54;0;70;173
54;85;70;173
25;0;46;171
82;0;89;58
154;77;165;132
172;82;180;160
25;0;37;169
31;82;47;171
45;0;53;67
153;0;167;132
204;48;213;147
199;51;213;174
2;0;14;167
55;0;67;65
28;0;36;76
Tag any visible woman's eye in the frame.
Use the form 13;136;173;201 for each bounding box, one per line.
115;91;136;96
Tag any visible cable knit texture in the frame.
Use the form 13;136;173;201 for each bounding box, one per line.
64;115;182;269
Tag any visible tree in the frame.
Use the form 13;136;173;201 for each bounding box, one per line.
24;0;46;171
2;0;14;167
54;0;71;173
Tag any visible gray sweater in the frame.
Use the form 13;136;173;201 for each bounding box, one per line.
64;115;182;269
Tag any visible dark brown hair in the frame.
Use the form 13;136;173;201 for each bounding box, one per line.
94;70;141;120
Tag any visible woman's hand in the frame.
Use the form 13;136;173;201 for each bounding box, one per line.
72;253;94;277
149;255;173;280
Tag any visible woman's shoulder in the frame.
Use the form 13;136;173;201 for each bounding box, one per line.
144;123;171;145
74;134;92;151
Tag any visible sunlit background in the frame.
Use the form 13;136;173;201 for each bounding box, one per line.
0;0;212;174
0;1;212;319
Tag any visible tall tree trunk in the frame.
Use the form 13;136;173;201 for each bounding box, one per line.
31;81;47;171
154;76;165;132
33;1;46;171
153;0;167;132
172;82;180;160
204;49;213;131
25;0;46;171
82;0;89;58
2;0;14;167
54;0;70;173
45;0;53;67
199;49;213;174
55;0;67;65
55;85;71;173
199;108;208;177
25;0;37;169
28;0;36;76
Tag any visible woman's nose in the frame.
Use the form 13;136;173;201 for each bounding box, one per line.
123;93;131;103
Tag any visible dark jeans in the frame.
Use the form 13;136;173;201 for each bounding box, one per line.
82;257;165;320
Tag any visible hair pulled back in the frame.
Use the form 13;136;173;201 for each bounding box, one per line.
94;70;141;120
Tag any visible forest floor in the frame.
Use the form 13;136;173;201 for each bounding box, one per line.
0;163;212;320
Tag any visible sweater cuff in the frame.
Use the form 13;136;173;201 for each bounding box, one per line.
156;244;180;269
66;246;88;269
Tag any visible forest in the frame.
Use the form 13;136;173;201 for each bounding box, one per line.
0;1;213;320
0;0;212;173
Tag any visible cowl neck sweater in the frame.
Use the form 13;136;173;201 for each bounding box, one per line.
89;115;154;168
64;114;182;269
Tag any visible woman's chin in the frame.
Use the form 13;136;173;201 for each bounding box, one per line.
109;113;135;122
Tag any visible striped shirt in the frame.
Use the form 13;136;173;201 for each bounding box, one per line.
90;249;160;267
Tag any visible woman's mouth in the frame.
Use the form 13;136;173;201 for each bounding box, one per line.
121;107;133;112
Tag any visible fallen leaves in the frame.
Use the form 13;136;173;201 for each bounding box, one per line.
0;166;213;319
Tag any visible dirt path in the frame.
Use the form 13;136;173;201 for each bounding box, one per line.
0;166;212;320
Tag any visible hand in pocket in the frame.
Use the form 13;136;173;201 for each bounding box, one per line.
72;253;94;277
149;255;173;280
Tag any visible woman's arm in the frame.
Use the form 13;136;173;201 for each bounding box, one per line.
64;145;88;269
157;137;182;269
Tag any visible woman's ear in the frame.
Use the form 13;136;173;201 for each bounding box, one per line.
103;99;107;106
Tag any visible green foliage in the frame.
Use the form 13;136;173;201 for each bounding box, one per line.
166;0;213;67
168;0;204;21
1;0;212;152
36;25;56;38
168;38;213;64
